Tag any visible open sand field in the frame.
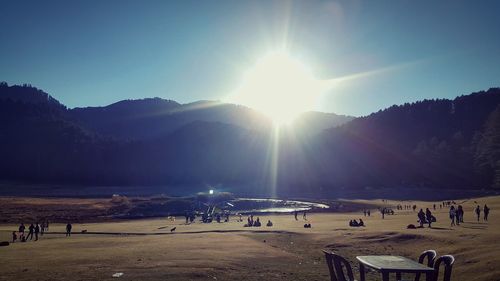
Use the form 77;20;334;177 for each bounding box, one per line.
0;196;499;281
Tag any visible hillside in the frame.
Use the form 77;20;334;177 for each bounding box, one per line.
1;82;500;196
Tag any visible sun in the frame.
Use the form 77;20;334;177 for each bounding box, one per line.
229;52;327;124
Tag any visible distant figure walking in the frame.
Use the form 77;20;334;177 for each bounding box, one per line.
449;206;456;226
484;204;490;221
475;205;481;222
66;223;72;237
303;211;307;220
367;210;371;216
363;209;367;217
294;211;298;220
26;223;35;240
12;231;17;243
425;208;433;228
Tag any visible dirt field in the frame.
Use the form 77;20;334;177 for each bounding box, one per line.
0;196;499;281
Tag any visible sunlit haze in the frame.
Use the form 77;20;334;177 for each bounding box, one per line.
228;52;329;123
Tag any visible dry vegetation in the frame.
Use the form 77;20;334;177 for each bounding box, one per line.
0;196;499;281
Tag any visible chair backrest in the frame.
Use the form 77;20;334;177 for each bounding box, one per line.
322;250;356;281
415;250;437;281
323;250;339;281
433;255;455;281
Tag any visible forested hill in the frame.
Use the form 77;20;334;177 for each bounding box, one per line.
1;81;500;196
301;88;500;191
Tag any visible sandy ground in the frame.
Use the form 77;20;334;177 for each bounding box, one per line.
0;197;499;281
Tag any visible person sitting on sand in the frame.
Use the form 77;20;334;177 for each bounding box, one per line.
12;231;17;243
266;220;273;227
352;219;359;227
358;218;365;227
254;217;261;227
349;220;353;227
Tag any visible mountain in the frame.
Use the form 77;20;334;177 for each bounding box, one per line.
69;99;351;140
300;88;500;191
1;81;500;197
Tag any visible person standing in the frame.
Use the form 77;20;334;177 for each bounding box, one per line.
449;206;456;226
367;210;371;216
303;211;307;220
66;223;72;237
418;209;426;228
460;205;465;223
425;208;433;228
484;204;490;221
475;205;481;222
294;211;298;221
34;223;40;241
26;223;35;240
12;231;17;243
18;223;25;240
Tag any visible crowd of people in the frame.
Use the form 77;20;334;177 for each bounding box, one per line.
11;221;74;243
12;221;48;243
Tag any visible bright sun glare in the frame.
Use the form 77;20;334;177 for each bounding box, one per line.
230;52;328;124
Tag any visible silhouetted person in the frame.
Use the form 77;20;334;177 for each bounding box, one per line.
367;210;371;216
303;211;307;220
40;222;45;236
413;205;417;212
12;231;17;243
294;211;298;220
66;223;72;237
433;204;436;210
475;205;481;222
425;208;433;227
26;224;35;240
18;223;25;239
457;205;464;224
266;220;273;227
359;218;365;227
418;209;426;228
484;204;490;221
363;209;367;217
449;206;456;226
254;217;261;227
34;223;40;241
381;208;385;219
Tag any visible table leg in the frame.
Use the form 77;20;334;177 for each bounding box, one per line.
359;263;366;281
382;271;390;281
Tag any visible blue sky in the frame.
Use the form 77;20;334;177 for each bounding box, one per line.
1;0;499;116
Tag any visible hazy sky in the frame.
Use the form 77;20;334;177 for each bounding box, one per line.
1;0;500;116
